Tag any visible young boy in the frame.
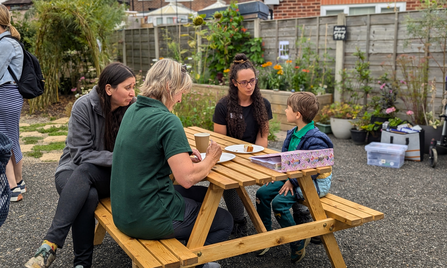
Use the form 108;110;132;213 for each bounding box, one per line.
255;92;333;263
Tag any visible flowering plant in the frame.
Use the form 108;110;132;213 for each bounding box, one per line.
291;67;310;91
269;64;284;90
393;54;429;125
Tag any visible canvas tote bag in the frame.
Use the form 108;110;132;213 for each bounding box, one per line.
381;129;425;161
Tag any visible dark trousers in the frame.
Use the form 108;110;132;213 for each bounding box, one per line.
170;185;233;245
44;163;111;268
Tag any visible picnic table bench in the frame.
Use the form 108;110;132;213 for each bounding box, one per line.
93;126;384;268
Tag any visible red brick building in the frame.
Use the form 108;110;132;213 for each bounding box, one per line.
270;0;423;19
128;0;423;19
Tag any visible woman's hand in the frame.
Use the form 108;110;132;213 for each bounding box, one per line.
206;140;222;165
190;149;202;163
278;180;294;196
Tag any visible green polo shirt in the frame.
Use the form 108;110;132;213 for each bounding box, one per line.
288;121;315;151
111;95;192;239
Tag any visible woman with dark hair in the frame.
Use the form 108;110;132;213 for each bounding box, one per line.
25;62;136;268
212;53;273;237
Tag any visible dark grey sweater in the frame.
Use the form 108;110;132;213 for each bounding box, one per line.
56;87;112;175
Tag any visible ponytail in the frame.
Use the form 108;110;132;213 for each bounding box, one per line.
8;24;20;40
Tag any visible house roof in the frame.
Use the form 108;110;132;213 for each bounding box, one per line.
200;0;228;11
147;2;195;16
2;0;32;5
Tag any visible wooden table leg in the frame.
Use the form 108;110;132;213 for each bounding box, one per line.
236;187;267;233
187;184;224;249
297;175;347;268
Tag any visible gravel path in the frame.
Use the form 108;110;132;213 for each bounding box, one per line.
1;134;446;268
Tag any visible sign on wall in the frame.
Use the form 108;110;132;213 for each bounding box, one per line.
333;26;347;41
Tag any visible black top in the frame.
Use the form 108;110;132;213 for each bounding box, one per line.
213;97;273;144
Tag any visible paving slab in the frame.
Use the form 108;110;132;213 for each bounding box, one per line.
20;144;34;153
20;131;44;138
40;152;63;162
50;117;70;124
19;123;30;127
42;124;64;130
43;136;67;143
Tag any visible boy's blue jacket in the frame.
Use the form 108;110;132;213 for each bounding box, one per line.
282;127;334;198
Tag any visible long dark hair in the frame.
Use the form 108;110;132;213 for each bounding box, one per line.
96;62;135;151
225;53;269;139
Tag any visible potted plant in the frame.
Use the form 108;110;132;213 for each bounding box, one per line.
350;112;371;145
326;102;363;139
371;75;399;123
316;105;332;134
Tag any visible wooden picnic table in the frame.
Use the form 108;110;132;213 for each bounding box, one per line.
94;126;383;268
183;126;384;268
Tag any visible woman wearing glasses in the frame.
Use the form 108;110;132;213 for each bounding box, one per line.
213;53;273;238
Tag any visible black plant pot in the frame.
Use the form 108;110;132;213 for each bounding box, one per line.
367;130;382;143
351;129;368;145
370;116;390;124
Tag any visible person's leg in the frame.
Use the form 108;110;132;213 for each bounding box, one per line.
5;158;21;202
44;163;111;248
71;187;101;268
174;185;207;202
11;152;22;184
223;189;247;237
164;194;233;268
26;164;110;268
11;151;26;194
255;181;284;231
271;189;310;264
271;191;298;229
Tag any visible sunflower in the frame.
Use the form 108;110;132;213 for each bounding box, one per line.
214;12;222;19
193;16;204;26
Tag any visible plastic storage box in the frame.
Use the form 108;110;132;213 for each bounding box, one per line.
365;142;408;168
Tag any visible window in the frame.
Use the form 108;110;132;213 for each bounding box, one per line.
279;41;289;60
156;17;163;25
349;6;375;15
166;17;174;24
321;2;406;16
326;9;344;16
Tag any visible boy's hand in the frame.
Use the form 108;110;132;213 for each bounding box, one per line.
278;180;294;196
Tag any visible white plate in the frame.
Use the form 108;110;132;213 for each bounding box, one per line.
200;152;236;163
225;144;264;154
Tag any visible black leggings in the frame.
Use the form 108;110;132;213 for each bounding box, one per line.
45;163;111;268
169;185;233;245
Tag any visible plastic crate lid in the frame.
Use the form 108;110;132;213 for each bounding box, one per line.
365;142;408;154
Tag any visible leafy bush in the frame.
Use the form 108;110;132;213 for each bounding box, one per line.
173;90;225;130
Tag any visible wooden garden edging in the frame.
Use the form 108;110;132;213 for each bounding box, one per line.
192;83;333;131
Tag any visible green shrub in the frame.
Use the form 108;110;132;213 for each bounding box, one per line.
174;91;224;130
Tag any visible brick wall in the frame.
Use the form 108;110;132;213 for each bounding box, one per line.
271;0;422;19
271;0;320;19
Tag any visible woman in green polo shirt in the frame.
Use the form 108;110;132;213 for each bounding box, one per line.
111;59;233;268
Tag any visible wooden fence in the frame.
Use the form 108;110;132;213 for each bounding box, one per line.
112;10;447;114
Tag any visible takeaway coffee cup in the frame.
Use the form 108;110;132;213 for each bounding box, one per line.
194;133;210;153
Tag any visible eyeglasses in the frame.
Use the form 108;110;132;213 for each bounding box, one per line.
236;78;257;87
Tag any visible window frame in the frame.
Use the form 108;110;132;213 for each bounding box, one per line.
321;2;406;16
